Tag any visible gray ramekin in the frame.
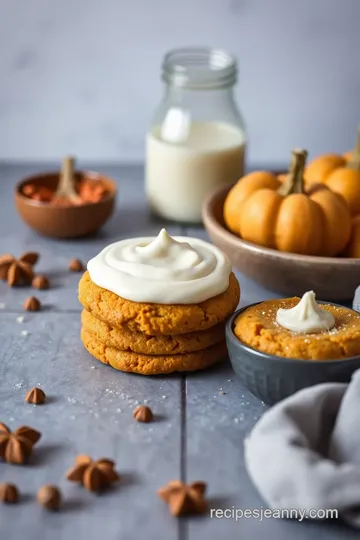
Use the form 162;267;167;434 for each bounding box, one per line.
225;303;360;405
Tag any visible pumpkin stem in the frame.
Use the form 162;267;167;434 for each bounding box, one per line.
348;127;360;170
278;148;308;196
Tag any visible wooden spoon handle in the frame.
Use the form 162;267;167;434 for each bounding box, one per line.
57;156;78;198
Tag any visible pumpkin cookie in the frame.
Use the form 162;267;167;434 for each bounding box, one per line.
81;328;227;375
78;271;240;336
81;309;225;355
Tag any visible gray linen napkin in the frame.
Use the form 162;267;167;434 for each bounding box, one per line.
245;368;360;527
353;287;360;313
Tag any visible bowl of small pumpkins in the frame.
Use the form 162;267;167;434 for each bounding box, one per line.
202;135;360;301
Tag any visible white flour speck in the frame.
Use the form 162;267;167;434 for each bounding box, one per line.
0;303;6;309
21;330;30;336
16;315;25;324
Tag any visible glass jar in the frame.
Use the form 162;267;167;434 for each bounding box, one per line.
146;47;246;223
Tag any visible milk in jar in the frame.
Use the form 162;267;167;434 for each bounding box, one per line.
145;48;247;223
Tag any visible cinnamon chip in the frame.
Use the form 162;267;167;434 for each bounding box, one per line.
23;296;41;311
25;387;46;405
133;405;153;423
0;483;19;504
68;258;84;272
37;485;61;511
32;275;50;290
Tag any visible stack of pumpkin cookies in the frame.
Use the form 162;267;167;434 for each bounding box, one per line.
78;271;240;376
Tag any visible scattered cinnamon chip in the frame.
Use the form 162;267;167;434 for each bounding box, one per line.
133;405;153;423
66;454;120;492
37;485;61;511
158;480;208;516
25;387;46;405
0;483;19;504
23;296;41;311
0;252;39;287
0;422;41;465
32;275;50;290
68;258;84;272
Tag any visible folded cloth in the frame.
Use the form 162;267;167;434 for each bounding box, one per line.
244;368;360;527
353;287;360;313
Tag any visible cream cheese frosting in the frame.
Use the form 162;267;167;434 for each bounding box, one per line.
87;228;232;304
276;291;335;334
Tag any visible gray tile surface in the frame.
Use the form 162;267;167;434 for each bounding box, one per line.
0;312;180;540
0;165;356;539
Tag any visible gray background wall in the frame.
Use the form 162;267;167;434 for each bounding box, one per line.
0;0;359;166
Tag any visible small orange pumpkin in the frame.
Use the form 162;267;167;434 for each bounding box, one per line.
223;149;351;256
325;131;360;215
343;150;353;161
305;129;360;214
345;215;360;258
305;154;346;188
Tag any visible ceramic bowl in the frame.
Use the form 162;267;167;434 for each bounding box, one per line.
15;170;117;239
226;304;360;405
202;185;360;301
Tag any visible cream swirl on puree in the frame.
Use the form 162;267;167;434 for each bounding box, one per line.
87;229;231;304
276;290;335;333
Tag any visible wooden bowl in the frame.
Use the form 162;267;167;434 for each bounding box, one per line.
202;185;360;301
15;171;117;239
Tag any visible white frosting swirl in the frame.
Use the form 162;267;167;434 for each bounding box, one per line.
276;291;335;333
87;229;231;304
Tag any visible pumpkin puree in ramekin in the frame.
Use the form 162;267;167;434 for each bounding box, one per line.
234;298;360;361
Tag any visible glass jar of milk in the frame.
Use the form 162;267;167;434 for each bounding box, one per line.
146;47;246;223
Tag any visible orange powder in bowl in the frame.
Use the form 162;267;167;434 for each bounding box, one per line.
22;179;108;206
